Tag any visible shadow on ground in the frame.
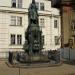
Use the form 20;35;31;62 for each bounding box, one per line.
63;60;75;65
68;73;75;75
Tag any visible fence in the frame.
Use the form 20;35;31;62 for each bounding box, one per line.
60;47;75;61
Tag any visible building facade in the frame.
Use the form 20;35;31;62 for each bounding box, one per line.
51;0;75;48
61;0;75;48
0;0;61;58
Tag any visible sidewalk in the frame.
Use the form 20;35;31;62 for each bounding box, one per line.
0;60;75;75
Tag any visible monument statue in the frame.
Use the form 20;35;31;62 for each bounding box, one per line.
23;0;43;55
8;0;60;64
28;0;38;24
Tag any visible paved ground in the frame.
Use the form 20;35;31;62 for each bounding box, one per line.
0;59;75;75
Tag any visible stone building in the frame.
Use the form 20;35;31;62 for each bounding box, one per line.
61;0;75;47
52;0;75;48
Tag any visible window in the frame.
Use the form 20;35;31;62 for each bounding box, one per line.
18;0;22;8
11;16;22;26
12;0;16;7
17;35;22;45
11;16;16;25
42;35;44;45
35;2;44;11
54;20;58;28
40;18;45;28
55;36;59;45
11;34;15;45
71;20;75;30
36;2;39;10
40;3;44;11
17;17;22;25
11;0;22;8
10;34;22;45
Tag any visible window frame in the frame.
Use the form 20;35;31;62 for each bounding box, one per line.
54;19;58;28
11;0;16;8
40;18;45;28
11;16;16;26
11;0;22;8
10;34;22;45
17;0;22;8
11;16;22;26
17;35;22;45
17;16;22;26
40;3;44;11
54;36;60;45
10;34;16;45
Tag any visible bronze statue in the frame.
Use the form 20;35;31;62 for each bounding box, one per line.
28;0;38;24
23;0;43;54
29;3;37;20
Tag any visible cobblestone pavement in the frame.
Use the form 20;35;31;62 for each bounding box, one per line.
0;60;75;75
